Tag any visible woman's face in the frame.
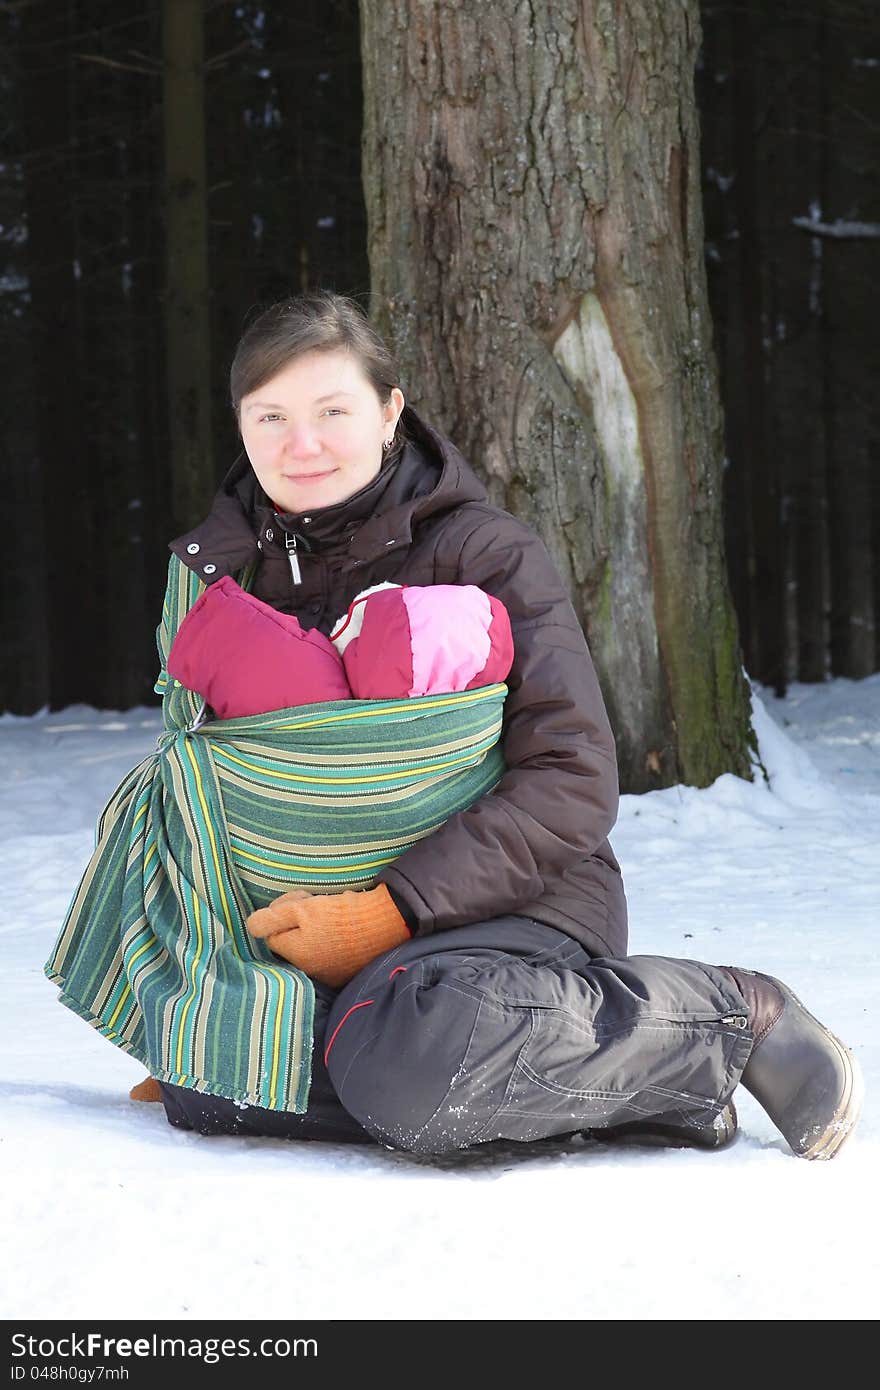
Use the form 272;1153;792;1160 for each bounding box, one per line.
239;349;405;514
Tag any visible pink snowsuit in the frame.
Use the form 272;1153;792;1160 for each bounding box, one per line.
166;577;514;720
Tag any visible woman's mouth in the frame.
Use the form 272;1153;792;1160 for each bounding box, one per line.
282;468;337;483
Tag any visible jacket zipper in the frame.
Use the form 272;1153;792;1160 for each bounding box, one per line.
285;532;302;585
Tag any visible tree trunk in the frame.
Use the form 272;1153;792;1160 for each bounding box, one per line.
793;0;832;684
360;0;755;791
0;3;46;714
822;0;876;677
19;0;94;711
162;0;212;535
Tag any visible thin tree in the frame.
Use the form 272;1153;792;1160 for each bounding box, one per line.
163;0;213;533
18;0;94;709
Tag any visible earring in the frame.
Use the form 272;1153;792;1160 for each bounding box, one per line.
382;437;394;450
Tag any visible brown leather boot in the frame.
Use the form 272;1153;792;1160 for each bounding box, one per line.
719;967;863;1160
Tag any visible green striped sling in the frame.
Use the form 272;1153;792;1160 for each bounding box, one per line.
44;553;507;1113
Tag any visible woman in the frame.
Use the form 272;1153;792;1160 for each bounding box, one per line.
72;291;864;1158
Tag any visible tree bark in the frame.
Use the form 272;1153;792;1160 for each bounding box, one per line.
360;0;755;790
163;0;213;534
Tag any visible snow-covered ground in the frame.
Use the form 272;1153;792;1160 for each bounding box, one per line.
2;674;877;1320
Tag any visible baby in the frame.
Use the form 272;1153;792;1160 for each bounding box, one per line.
167;578;514;719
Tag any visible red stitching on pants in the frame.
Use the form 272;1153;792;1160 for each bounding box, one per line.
323;999;374;1067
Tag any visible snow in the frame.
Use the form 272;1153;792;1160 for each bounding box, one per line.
2;674;878;1320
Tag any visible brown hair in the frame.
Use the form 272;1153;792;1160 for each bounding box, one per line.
229;291;407;462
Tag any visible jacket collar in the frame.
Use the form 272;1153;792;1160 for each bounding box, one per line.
248;444;411;552
169;403;488;579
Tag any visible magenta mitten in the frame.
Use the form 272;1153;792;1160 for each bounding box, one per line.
167;575;351;718
330;583;514;700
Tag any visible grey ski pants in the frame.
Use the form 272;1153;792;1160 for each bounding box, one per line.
159;916;754;1154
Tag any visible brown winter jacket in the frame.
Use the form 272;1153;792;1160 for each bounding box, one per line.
168;403;628;960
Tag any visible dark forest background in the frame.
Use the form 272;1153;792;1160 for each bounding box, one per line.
1;0;877;714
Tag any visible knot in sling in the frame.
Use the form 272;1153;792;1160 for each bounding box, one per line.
44;554;507;1113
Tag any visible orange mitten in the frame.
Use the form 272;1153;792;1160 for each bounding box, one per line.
246;885;410;989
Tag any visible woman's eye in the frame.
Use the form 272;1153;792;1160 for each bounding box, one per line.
258;410;345;422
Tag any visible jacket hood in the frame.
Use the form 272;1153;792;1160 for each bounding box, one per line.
169;403;489;579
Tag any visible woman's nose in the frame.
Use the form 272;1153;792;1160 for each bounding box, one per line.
282;425;322;456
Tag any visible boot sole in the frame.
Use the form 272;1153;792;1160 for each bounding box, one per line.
765;976;864;1161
